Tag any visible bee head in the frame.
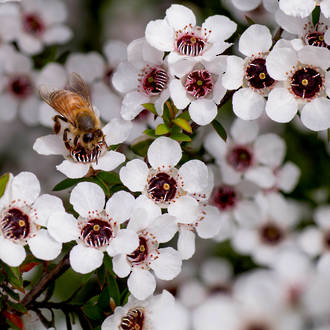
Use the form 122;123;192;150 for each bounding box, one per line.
82;129;103;144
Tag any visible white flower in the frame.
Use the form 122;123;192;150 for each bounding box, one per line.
279;0;330;19
145;4;236;70
112;38;171;120
33;117;131;178
230;0;279;12
47;182;139;274
204;118;286;189
266;44;330;130
275;11;330;50
222;24;277;120
112;195;181;300
232;192;300;265
169;57;227;125
0;172;64;267
11;0;72;55
101;290;188;330
0;45;40;125
298;205;330;258
0;3;21;44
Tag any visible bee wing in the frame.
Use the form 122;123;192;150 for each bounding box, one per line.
66;72;92;107
39;85;89;126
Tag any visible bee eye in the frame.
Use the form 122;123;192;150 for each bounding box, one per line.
95;129;102;138
83;133;94;143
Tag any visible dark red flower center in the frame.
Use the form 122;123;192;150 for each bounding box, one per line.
227;146;253;172
80;219;112;248
213;186;237;211
9;76;33;99
323;231;330;250
120;307;144;330
290;67;323;99
176;34;206;56
246;58;275;90
245;323;270;330
305;32;330;49
143;67;168;96
260;223;284;245
133;109;150;122
127;237;148;265
185;70;213;98
1;208;30;241
147;172;177;202
23;14;45;36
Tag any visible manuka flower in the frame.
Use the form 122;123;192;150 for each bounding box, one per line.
204;118;286;189
145;4;236;71
279;0;330;19
0;172;65;267
266;44;330;130
112;38;171;120
33;117;131;178
47;182;139;274
120;137;209;216
112;195;181;300
222;24;277;120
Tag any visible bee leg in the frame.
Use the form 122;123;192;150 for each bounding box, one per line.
53;115;68;134
64;142;71;151
73;134;80;147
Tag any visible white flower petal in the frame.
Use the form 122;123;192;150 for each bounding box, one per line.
189;99;217;126
56;160;90;179
43;25;72;45
254;133;286;167
112;254;131;278
28;229;62;261
230;118;259;144
148;137;182;169
219;161;241;185
33;194;65;226
239;24;272;57
315;206;330;228
265;87;298;123
234;200;262;228
298;228;323;256
169;79;191;110
17;33;42;55
11;171;40;204
112;62;138;94
167;196;199;224
119;159;149;192
245;166;276;189
279;0;315;18
321;0;330;18
70;244;104;274
70;182;105;217
147;214;178;243
104;40;127;67
47;212;79;243
298;46;330;70
275;9;308;35
212;74;227;104
277;162;300;193
107;229;139;256
37;62;67;87
19;97;40;126
103;118;132;146
300;97;330;131
106;191;135;223
202;15;236;43
232;88;265;120
266;47;297;80
204;131;227;159
93;151;125;171
120;91;149;120
33;134;66;156
232;0;261;11
0;237;26;267
179;159;209;193
222;56;244;90
178;229;195;260
128;268;156;300
145;19;175;52
165;4;196;31
196;206;221;239
150;247;182;280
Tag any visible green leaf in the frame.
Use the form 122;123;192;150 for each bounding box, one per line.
2;286;19;301
142;103;158;116
98;286;111;310
7;301;28;314
177;111;191;121
245;16;255;25
211;120;227;142
162;104;171;126
144;129;156;137
312;6;321;26
170;132;192;142
3;264;23;292
120;288;130;305
130;139;153;157
53;178;87;191
83;297;104;321
96;172;121;185
173;118;192;133
0;173;10;198
107;275;120;305
155;123;170;135
108;144;120;151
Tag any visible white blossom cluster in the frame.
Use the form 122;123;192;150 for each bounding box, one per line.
0;1;329;329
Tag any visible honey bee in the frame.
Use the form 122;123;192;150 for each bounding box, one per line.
39;73;106;163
